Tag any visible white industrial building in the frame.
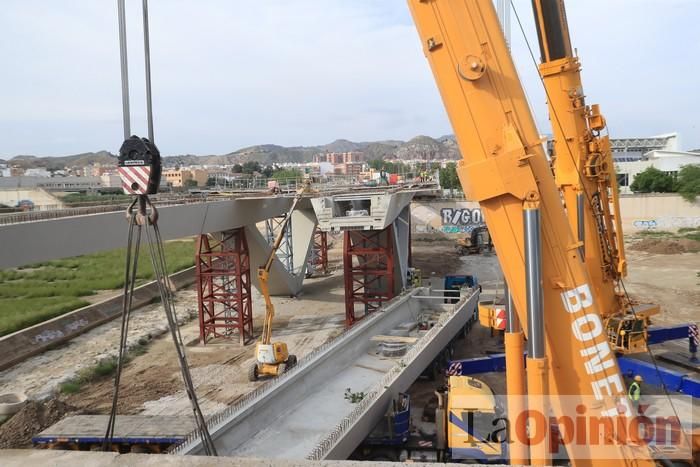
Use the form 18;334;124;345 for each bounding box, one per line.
611;133;700;193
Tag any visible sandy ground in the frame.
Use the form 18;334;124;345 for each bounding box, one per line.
623;249;699;325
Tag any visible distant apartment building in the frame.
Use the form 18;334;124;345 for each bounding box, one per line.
162;168;208;187
313;151;364;164
338;162;364;176
101;173;122;188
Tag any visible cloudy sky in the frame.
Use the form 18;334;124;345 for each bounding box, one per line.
1;0;697;157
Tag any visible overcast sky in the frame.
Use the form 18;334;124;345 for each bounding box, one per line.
1;0;698;158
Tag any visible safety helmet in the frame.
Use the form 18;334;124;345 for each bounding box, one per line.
634;375;643;383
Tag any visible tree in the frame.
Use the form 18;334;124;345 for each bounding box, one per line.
438;162;460;192
206;177;217;187
231;164;243;174
271;168;302;181
184;179;198;188
367;159;410;175
675;164;700;202
262;165;274;178
629;167;675;193
242;161;261;174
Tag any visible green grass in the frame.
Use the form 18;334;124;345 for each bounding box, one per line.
58;356;120;395
58;339;152;395
638;230;674;237
59;381;82;394
676;227;700;242
0;239;195;336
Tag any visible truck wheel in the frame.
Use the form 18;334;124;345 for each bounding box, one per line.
286;354;297;368
248;364;259;382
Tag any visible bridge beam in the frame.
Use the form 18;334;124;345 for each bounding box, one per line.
0;197;294;269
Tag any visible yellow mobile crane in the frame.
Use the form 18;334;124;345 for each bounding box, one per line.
530;0;658;354
407;0;671;465
248;183;312;381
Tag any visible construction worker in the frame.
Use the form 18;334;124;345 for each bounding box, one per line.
628;375;643;411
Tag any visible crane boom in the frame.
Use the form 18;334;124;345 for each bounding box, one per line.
259;195;302;345
531;0;661;356
407;1;652;464
531;0;627;317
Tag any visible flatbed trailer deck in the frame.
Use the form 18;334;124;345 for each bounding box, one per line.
33;415;194;453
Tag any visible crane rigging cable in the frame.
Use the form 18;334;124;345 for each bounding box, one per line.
102;0;216;455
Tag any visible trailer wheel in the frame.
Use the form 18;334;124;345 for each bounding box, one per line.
248;363;259;382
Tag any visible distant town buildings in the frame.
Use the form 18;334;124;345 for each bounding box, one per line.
313;151;364;164
161;168;208;187
611;133;700;193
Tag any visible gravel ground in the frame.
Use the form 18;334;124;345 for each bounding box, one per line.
0;290;199;401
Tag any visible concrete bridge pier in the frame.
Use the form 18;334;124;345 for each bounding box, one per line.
310;191;414;327
195;201;318;344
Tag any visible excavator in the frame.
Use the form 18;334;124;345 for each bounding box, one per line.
407;0;697;465
248;182;313;381
531;0;659;354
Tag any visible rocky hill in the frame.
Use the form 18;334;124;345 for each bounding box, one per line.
7;151;117;170
4;136;460;169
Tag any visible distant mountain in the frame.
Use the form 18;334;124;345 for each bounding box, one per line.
4;135;460;169
7;151;116;170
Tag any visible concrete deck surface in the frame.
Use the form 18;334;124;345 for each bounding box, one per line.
228;354;396;459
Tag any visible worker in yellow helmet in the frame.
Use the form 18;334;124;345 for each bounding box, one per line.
628;375;643;412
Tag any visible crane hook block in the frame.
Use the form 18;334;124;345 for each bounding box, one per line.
117;136;162;195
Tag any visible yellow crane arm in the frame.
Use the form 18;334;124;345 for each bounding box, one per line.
531;0;627;318
406;1;651;465
259;189;306;345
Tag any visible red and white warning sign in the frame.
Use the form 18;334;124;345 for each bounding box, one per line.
494;307;506;330
119;165;151;195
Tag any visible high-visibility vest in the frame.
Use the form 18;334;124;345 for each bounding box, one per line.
628;381;641;401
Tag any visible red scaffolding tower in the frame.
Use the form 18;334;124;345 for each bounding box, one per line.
195;228;253;345
343;226;395;327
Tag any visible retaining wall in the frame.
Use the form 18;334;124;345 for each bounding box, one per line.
0;267;195;371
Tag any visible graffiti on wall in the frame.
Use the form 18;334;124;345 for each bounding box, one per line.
633;219;658;230
631;217;700;231
440;208;484;233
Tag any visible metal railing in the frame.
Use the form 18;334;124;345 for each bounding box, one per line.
0;196;230;226
169;288;416;455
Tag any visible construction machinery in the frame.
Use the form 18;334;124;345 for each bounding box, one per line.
455;225;492;256
353;376;505;463
407;0;694;464
530;0;659;354
248;183;312;381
